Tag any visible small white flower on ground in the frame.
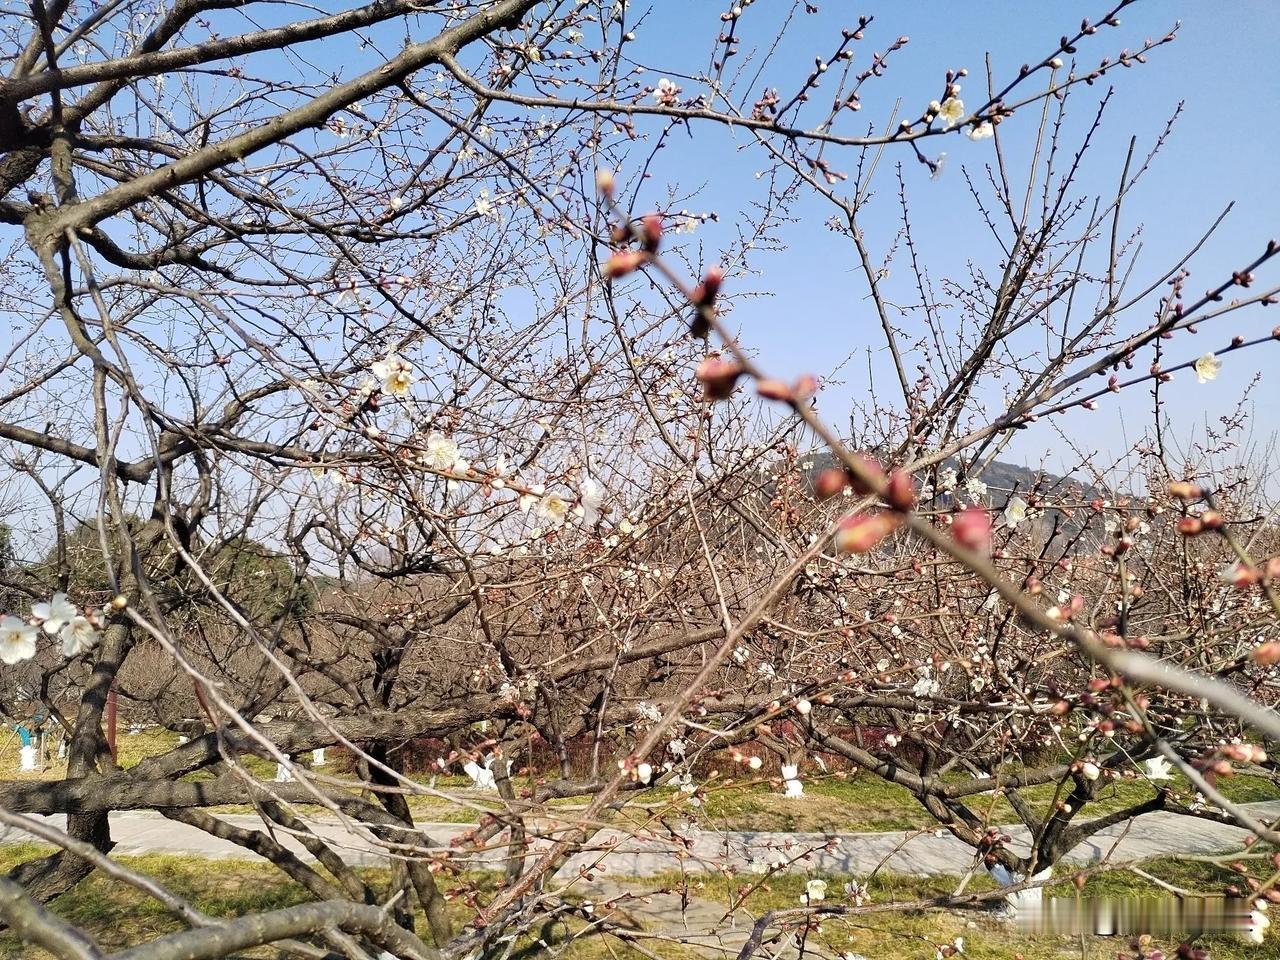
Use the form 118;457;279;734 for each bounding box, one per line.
60;616;99;657
732;645;750;665
537;493;569;526
635;701;662;723
1247;909;1270;943
1003;495;1029;527
748;755;763;770
938;97;964;128
1194;352;1221;383
636;762;653;784
795;699;812;716
968;121;994;140
0;616;38;664
803;878;827;904
423;433;461;472
1142;756;1173;781
885;732;901;747
32;592;77;634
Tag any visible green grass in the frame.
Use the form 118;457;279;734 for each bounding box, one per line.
6;724;1275;837
636;857;1276;960
607;769;1278;835
1;844;1271;960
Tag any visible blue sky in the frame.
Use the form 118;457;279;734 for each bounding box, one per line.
616;1;1280;481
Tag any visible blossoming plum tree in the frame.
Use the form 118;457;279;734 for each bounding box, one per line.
0;0;1277;958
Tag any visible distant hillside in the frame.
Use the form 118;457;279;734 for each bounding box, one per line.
801;450;1116;543
804;450;1110;508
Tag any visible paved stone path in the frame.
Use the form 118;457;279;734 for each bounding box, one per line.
5;801;1278;881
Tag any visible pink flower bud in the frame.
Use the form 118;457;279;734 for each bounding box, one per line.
691;266;724;306
695;356;744;400
793;374;819;400
814;468;850;500
604;250;646;278
756;378;793;402
886;470;916;511
951;507;992;552
641;214;663;252
835;512;902;553
847;454;887;495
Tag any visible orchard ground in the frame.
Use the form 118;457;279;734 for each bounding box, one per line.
3;731;1278;959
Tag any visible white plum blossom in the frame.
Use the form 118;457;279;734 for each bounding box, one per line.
732;645;750;665
32;592;77;634
967;121;994;141
635;701;662;723
578;475;604;525
537;492;569;526
937;97;964;128
474;189;495;217
843;879;870;906
1194;352;1221;384
371;351;414;397
636;762;653;784
912;671;940;698
802;878;827;904
1003;495;1029;527
653;77;681;106
519;482;545;513
938;467;958;493
423;433;461;472
0;616;38;664
60;616;100;657
964;477;988;502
